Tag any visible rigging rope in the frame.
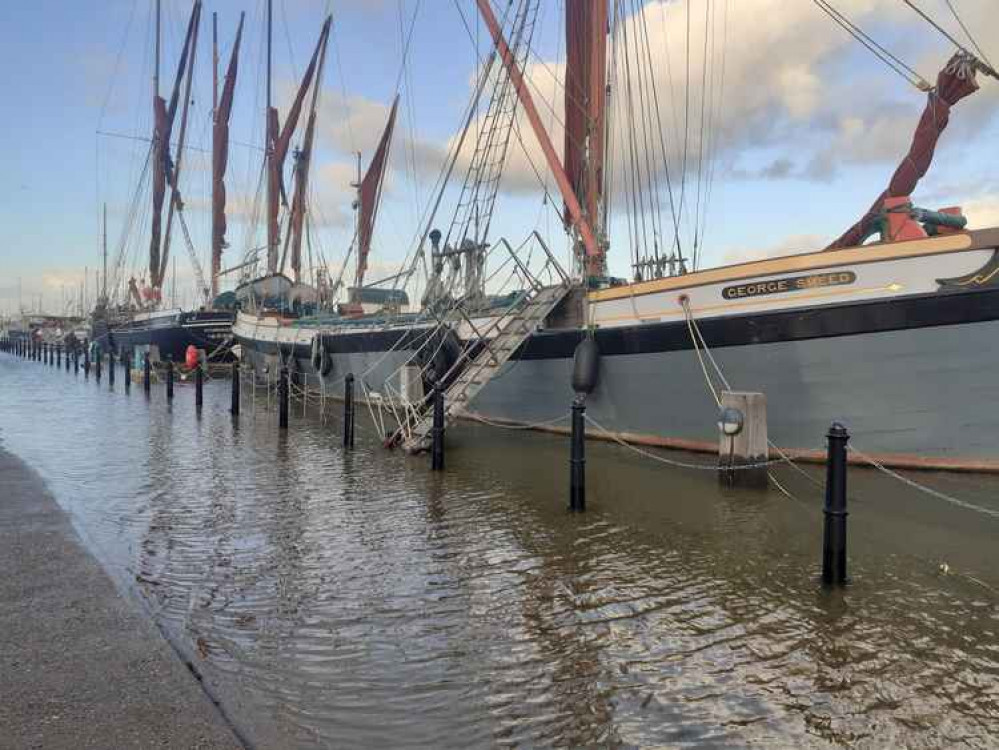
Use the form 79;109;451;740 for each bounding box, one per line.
812;0;931;91
903;0;997;78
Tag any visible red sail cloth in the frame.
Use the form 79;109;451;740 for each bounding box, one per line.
287;110;317;281
827;53;979;250
564;0;607;234
266;16;331;274
212;15;244;295
356;96;400;290
149;96;169;285
149;2;199;290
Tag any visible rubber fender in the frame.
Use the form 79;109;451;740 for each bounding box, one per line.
319;350;333;377
311;336;322;370
571;336;600;394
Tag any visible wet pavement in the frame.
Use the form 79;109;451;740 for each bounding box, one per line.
1;354;998;748
0;447;243;750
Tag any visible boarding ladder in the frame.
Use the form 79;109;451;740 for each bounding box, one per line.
397;281;572;453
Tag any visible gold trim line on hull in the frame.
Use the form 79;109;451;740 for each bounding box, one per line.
588;233;974;304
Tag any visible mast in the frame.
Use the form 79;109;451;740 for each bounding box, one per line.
474;0;602;278
149;1;201;295
212;12;245;300
285;19;332;282
101;203;107;304
154;0;160;98
266;15;332;275
158;0;202;289
565;1;607;242
265;0;278;274
212;12;218;116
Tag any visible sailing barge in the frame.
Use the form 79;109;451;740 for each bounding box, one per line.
235;0;999;471
93;1;243;364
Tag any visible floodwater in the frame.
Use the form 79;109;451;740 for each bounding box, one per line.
1;355;998;749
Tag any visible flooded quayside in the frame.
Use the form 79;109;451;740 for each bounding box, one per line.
1;353;998;748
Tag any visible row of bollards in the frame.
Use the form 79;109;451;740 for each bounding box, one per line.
563;401;851;586
3;338;846;584
1;339;211;414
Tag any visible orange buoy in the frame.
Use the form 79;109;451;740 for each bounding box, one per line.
185;345;199;370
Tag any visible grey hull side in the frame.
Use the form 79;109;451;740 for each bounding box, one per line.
469;318;999;461
239;341;419;401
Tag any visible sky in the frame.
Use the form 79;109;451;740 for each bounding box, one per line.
0;0;997;316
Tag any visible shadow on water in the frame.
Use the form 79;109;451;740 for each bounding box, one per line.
1;356;998;748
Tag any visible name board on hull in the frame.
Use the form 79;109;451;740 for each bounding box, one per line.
722;271;856;300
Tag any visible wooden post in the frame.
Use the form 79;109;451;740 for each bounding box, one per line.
717;391;768;488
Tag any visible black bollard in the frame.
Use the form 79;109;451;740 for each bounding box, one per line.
569;397;586;512
43;342;49;365
195;363;203;410
822;422;850;586
95;349;102;382
143;352;151;394
166;356;174;400
83;347;90;378
73;351;79;375
431;381;445;471
124;353;131;393
343;373;355;448
230;361;240;416
278;367;289;429
108;350;115;388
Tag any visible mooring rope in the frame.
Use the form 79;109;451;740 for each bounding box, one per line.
583;412;783;472
465;410;571;431
848;445;999;521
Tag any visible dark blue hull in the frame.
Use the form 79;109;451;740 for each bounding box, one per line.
92;310;234;362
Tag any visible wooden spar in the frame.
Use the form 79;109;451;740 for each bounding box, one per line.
266;16;331;275
149;1;200;292
212;10;218;298
154;0;160;98
159;0;202;290
285;17;331;282
212;13;218;117
212;13;245;300
102;203;107;303
265;0;275;273
475;0;602;278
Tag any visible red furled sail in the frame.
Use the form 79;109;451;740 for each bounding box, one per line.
827;53;980;250
211;13;245;299
266;16;331;274
286;20;330;283
564;0;607;242
149;3;200;290
355;95;400;291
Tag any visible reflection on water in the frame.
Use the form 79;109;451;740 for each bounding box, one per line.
2;357;998;748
